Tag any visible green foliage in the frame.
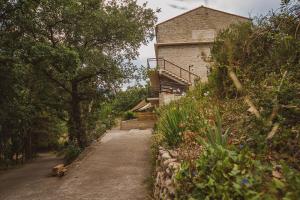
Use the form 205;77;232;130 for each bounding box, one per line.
63;142;82;165
112;86;148;114
123;111;136;120
155;92;228;148
175;143;300;200
156;104;185;147
98;103;116;130
279;164;300;199
155;98;201;147
0;53;67;165
84;103;115;144
1;0;157;165
210;3;300;167
176;144;270;200
204;110;229;148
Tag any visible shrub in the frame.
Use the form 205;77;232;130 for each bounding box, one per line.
155;94;227;148
204;109;229;147
156;105;185;147
155;98;202;147
112;86;148;114
210;4;300;167
176;144;270;199
63;142;82;165
123;111;136;120
283;165;300;199
176;144;300;199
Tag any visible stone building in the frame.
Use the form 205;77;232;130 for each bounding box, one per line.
147;6;250;106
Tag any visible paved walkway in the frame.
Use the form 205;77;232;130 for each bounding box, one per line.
0;129;152;200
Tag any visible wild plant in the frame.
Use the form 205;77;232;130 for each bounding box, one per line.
157;104;185;147
204;109;229;147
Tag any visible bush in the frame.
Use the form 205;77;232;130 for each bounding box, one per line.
155;94;228;148
176;144;270;199
155;98;203;147
63;142;82;165
123;111;136;120
112;86;148;114
210;4;300;167
277;164;300;199
204;109;229;148
156;104;185;147
82;101;117;145
176;143;300;200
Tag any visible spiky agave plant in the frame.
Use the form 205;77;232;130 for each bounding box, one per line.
205;109;229;147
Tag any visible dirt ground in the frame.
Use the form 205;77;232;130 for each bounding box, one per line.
0;129;152;200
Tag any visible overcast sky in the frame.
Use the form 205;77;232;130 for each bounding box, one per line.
135;0;281;65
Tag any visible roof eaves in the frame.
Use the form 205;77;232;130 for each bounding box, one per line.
156;6;251;27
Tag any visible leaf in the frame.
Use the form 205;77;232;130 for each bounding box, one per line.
229;164;240;176
273;178;285;189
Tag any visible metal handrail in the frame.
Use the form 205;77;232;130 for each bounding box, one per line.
147;58;200;83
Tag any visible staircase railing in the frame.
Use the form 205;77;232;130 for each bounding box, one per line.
147;58;200;83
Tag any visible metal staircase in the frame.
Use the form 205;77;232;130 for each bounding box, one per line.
158;69;190;85
147;58;200;85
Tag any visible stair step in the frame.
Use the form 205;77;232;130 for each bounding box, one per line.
148;58;199;85
159;69;191;85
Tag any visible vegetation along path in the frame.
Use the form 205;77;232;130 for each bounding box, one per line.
0;129;152;200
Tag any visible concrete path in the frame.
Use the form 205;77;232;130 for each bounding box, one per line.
0;153;64;200
0;129;152;200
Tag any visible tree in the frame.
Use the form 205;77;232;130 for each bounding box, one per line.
0;0;157;153
112;86;148;113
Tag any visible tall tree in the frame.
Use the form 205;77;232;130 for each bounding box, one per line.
1;0;157;149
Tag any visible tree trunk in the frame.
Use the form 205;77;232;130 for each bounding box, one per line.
0;124;9;164
24;130;33;161
69;81;87;149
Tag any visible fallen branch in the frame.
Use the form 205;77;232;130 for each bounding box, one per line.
267;71;288;125
267;123;280;140
244;96;261;119
228;68;261;119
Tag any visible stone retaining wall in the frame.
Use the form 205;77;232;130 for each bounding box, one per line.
120;119;155;130
154;147;180;200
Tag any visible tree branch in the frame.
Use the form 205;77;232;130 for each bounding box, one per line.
43;70;72;94
75;69;107;83
267;71;288;125
228;67;261;119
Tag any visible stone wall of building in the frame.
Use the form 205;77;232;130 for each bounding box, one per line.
157;44;211;81
156;6;250;44
154;147;180;200
159;93;183;106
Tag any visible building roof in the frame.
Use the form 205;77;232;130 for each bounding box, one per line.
156;5;251;27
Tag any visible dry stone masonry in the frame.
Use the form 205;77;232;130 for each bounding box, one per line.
154;147;181;200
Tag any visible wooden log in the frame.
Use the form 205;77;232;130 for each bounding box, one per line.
52;164;67;177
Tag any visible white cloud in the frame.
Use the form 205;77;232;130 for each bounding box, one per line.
207;0;281;17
